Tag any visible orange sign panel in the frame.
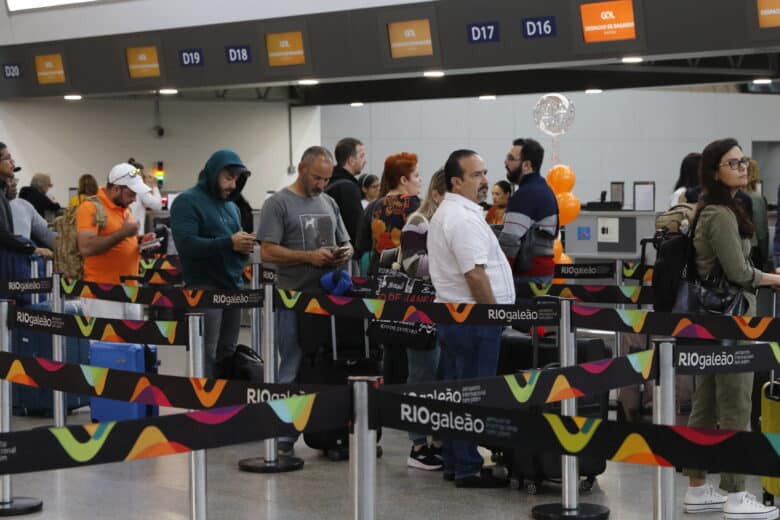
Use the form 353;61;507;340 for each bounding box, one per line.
580;0;637;43
388;19;433;59
34;54;65;85
758;0;780;28
266;31;306;67
126;46;161;79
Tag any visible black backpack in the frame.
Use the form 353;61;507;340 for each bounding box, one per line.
651;231;692;312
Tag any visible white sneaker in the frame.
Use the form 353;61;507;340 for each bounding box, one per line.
723;491;779;520
684;484;727;513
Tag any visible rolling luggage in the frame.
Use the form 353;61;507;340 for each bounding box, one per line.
12;300;90;416
298;315;381;461
89;343;159;422
497;329;611;494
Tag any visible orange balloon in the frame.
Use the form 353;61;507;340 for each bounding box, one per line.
556;253;573;265
547;165;576;195
553;239;563;260
557;192;581;226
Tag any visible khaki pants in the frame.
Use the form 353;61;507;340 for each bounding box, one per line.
684;372;753;492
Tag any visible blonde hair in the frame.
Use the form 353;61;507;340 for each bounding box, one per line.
416;168;446;221
747;159;760;192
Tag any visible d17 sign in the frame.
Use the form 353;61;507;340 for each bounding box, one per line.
522;16;557;39
467;22;500;43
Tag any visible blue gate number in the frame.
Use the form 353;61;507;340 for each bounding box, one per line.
179;49;204;67
225;46;251;64
467;22;500;43
522;16;557;39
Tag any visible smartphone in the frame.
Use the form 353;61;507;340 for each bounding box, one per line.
332;246;350;257
140;238;163;252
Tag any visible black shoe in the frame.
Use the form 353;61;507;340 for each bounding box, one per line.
455;471;509;489
443;470;455;482
407;445;443;471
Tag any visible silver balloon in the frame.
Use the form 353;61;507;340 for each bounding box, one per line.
533;93;576;137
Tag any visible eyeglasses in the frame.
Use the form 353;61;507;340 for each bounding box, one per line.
506;154;521;162
719;157;750;170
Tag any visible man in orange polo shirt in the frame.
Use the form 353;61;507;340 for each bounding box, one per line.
76;163;156;319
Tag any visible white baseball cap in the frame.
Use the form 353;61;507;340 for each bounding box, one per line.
108;163;151;195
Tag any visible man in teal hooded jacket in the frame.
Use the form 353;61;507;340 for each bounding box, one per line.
171;149;256;377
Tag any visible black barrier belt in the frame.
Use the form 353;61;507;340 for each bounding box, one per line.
554;263;616;279
377;391;780;477
382;349;657;409
570;304;780;342
0;351;334;409
0;388;351;475
60;279;263;309
622;262;654;282
675;342;780;375
516;283;653;305
10;306;188;345
277;290;561;326
0;277;53;294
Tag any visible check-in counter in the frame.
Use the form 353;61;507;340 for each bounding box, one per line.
565;210;658;264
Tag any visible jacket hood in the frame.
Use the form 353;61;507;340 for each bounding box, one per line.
197;149;250;201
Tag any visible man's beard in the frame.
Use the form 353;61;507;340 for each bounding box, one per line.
506;165;522;183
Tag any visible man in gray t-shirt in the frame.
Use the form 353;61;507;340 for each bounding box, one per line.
258;145;353;456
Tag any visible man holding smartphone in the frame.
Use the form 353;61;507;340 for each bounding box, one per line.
171;149;255;378
258;145;352;456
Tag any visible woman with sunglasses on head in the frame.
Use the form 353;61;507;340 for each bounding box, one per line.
682;138;780;520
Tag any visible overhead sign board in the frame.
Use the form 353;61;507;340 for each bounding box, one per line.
179;48;204;67
388;19;434;58
522;16;558;39
757;0;780;28
225;45;251;64
34;53;65;84
266;31;306;67
580;0;637;43
126;46;161;78
467;22;499;43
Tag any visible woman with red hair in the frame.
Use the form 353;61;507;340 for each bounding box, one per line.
356;152;422;275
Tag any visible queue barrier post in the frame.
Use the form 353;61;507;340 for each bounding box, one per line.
652;338;676;520
238;262;304;473
532;299;610;520
350;377;379;520
29;259;38;307
50;273;66;429
0;300;43;516
615;260;624;356
187;313;208;520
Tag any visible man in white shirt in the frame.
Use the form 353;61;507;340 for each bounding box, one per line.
427;149;515;488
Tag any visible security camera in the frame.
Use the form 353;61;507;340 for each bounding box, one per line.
154;125;165;138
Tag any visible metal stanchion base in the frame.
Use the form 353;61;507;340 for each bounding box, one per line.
237;456;304;473
532;503;610;520
0;497;43;516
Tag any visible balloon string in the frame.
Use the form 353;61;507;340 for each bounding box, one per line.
552;136;560;165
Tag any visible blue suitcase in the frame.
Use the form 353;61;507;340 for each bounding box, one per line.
90;343;160;422
12;301;90;416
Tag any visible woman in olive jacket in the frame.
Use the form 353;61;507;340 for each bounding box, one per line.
682;138;780;520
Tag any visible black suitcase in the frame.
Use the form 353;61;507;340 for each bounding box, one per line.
497;330;611;494
298;314;382;461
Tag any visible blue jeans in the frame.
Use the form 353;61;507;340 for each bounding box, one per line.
406;345;441;445
275;308;303;444
437;324;504;479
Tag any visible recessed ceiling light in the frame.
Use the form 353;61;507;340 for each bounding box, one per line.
423;70;445;78
621;56;643;64
585;89;603;94
479;95;496;101
63;94;82;101
350;102;364;107
753;78;773;85
158;88;179;95
298;79;319;86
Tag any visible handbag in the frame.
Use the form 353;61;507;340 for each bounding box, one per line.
229;344;264;382
671;213;749;316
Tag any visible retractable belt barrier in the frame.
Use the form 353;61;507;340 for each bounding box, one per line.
376;390;780;478
0;388;351;476
10;304;188;345
61;278;263;309
515;282;653;305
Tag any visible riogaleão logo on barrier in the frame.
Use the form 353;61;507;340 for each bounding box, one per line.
14;309;67;334
554;263;615;278
210;291;262;307
3;279;53;294
246;387;307;404
400;403;485;434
